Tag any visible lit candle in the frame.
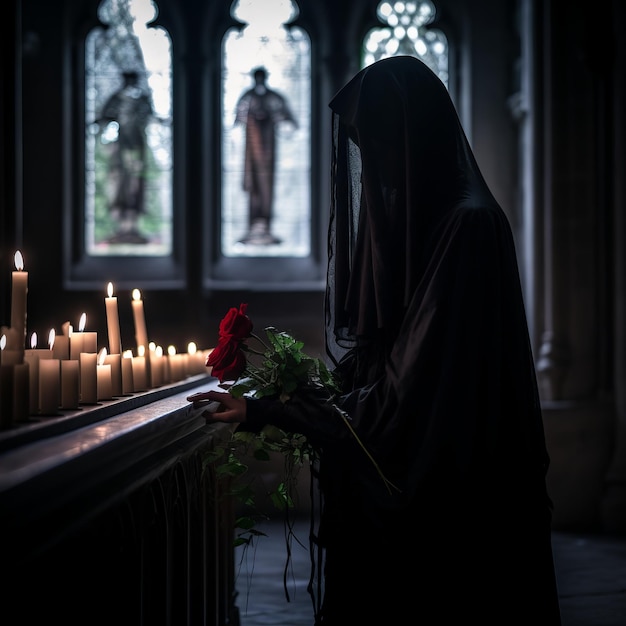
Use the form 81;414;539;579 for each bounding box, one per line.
121;351;134;395
0;328;22;366
131;346;147;392
70;314;86;359
10;250;28;351
149;343;165;387
24;332;53;415
60;359;80;409
104;352;122;397
167;345;185;382
131;288;149;353
82;317;98;354
13;362;30;422
0;335;11;428
70;313;97;359
79;352;98;404
105;282;122;355
51;327;70;360
0;325;20;355
97;348;112;401
1;336;29;423
187;341;206;375
39;345;60;416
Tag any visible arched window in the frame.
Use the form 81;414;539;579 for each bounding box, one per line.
363;0;448;87
221;0;311;259
84;0;173;257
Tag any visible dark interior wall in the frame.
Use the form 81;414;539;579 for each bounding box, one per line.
4;0;626;531
2;0;518;363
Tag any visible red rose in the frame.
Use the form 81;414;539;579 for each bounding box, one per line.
207;335;247;382
219;303;253;340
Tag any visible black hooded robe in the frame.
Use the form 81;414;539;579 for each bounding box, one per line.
246;55;561;625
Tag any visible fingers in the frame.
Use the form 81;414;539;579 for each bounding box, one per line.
187;390;228;408
188;390;247;423
203;407;240;423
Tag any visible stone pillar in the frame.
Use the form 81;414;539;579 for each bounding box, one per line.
600;0;626;534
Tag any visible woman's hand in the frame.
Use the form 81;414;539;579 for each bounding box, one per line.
187;390;247;423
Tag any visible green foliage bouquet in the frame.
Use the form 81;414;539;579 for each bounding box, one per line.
200;303;397;554
206;303;340;403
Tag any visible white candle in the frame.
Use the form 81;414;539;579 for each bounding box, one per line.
121;351;134;395
70;314;86;360
82;319;97;354
0;336;13;426
105;282;122;355
167;345;185;382
1;335;28;424
0;333;22;366
60;359;80;409
79;352;98;404
187;341;206;375
1;326;20;354
0;361;29;426
10;250;28;351
150;344;164;387
131;288;149;353
39;358;60;414
131;347;147;392
24;332;53;415
71;313;97;358
104;352;122;397
52;326;70;360
97;348;112;401
13;363;30;421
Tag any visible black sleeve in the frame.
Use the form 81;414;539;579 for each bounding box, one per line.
239;387;354;449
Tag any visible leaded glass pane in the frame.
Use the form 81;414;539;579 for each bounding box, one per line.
363;0;448;87
85;0;173;256
222;0;311;257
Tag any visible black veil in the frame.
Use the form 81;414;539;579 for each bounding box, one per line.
324;55;550;504
326;55;497;363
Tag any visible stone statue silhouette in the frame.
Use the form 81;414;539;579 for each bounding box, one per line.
96;70;154;244
234;67;297;245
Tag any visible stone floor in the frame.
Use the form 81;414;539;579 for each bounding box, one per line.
234;518;626;626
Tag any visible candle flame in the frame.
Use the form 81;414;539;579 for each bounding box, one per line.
123;350;133;358
149;341;156;351
107;282;114;298
14;250;24;271
155;345;163;357
48;329;55;350
30;332;37;349
132;288;141;301
79;313;86;332
138;345;145;357
168;345;176;356
98;347;107;366
0;335;6;350
188;341;197;355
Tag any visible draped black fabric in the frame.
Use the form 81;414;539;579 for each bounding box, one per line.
246;56;561;624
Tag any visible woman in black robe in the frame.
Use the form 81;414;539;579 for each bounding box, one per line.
197;56;561;625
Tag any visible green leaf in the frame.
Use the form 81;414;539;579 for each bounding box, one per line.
253;448;271;462
233;537;250;547
235;516;257;530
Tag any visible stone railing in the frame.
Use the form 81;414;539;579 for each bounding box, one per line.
0;375;239;626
